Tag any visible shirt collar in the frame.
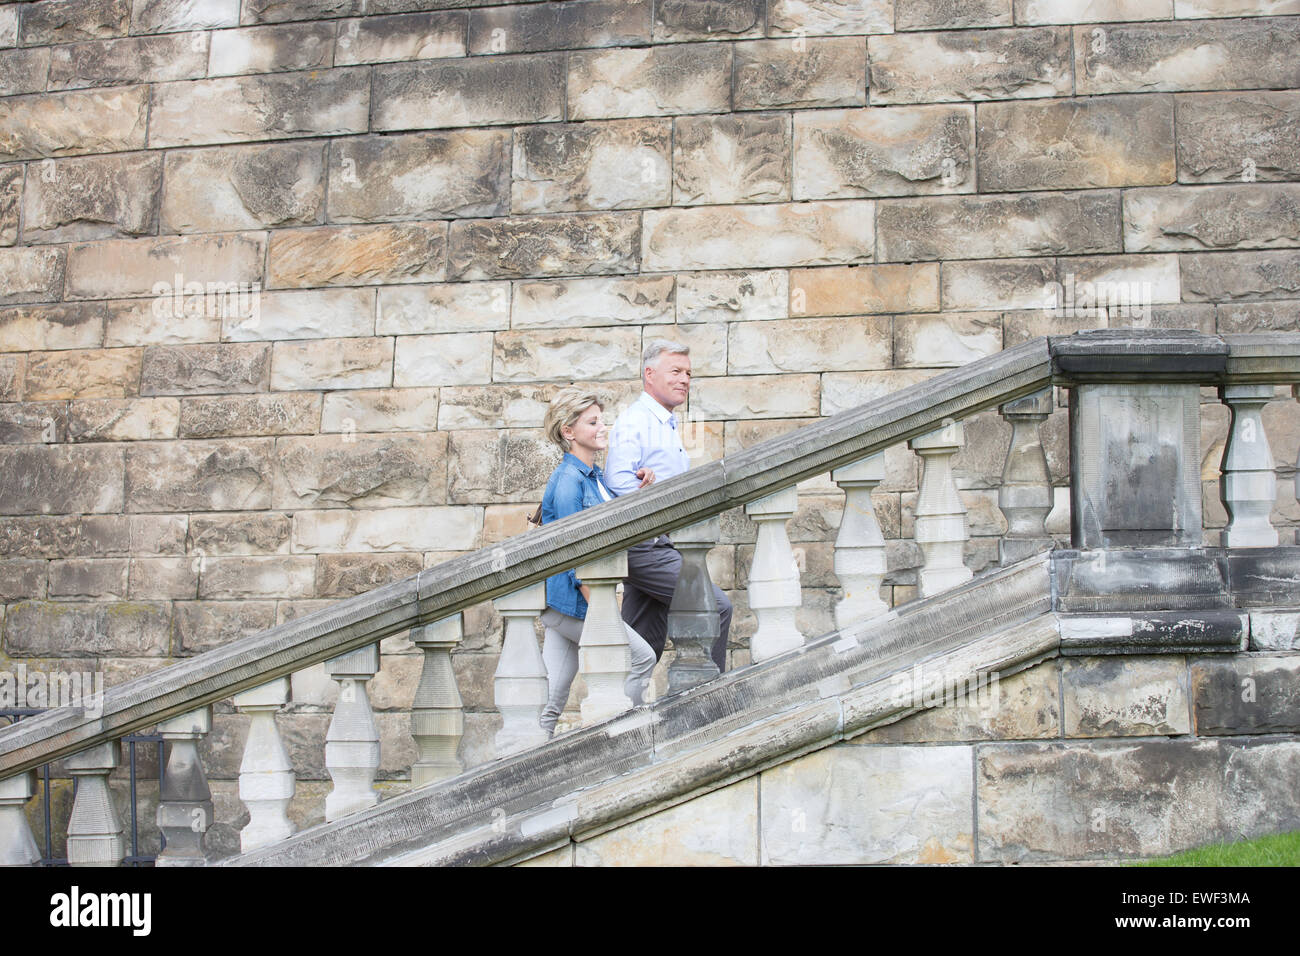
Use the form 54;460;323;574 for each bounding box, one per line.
637;391;676;424
562;452;599;478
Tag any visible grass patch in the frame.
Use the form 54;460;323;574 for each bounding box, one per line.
1135;831;1300;866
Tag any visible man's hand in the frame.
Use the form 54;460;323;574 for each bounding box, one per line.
636;467;656;489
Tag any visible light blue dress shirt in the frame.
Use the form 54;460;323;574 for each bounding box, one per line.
604;392;691;496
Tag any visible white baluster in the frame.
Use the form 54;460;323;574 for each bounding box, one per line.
65;741;125;866
410;615;464;787
577;551;634;724
0;771;40;866
1220;384;1278;547
746;486;804;663
832;454;890;629
667;515;723;693
233;677;295;852
910;421;972;597
998;389;1054;564
156;706;213;867
324;645;380;821
493;583;549;756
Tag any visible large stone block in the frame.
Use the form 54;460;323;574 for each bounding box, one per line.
1058;253;1182;308
240;0;359;25
1075;18;1300;95
978;94;1175;191
0;400;68;444
24;347;141;400
0;560;46;602
67;398;179;442
673;113;790;205
1176;0;1300;14
149;68;370;148
819;368;933;416
448;212;640;279
790;263;938;316
1181;250;1300;301
327;130;509;223
128;557;198;600
868;27;1071;104
642;322;726;376
392;332;493;387
48;558;129;600
23;153;162;243
492;328;639;383
123;439;275;512
0;303;106;353
48;31;208;91
1216;301;1300;333
894;0;1011;29
208;21;335;76
0;355;24;402
1015;0;1171;21
178;392;320;439
761;743;974;864
643;201;872;271
728;316;890;374
894;312;1002;368
0;444;124;514
0;247;65;305
0;47;51;97
794;105;973;199
4;600;171;657
734;37;866;111
568;44;730;119
337;11;465;63
877;191;1121;261
269;222;448;290
66;233;264;300
769;0;894;34
141;343;270;396
436;383;552;430
0;165;18;245
291;506;483;553
512;275;674;329
20;0;131;44
129;515;188;556
446;430;557;503
161;141;325;233
131;0;239;32
513;118;671;213
677;270;787;323
320;388;439;433
272;432;448;509
0;515;131;560
103;298;220;347
198;555;316;599
470;0;650;53
1191;655;1300;735
373;53;563;130
315;552;423;599
171;600;277;655
270;338;394;391
0;86;148;162
689;373;819;420
654;0;760;40
1062;656;1191;737
1176;91;1300;185
222;289;375;343
187;513;290;557
940;258;1054;312
1124;184;1300;252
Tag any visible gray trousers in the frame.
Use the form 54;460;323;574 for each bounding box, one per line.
622;536;732;672
538;606;656;737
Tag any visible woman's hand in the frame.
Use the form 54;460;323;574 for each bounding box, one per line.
579;583;592;603
636;467;656;489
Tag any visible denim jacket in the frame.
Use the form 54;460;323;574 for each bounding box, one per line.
542;453;613;619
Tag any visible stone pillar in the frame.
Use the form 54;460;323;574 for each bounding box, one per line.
746;487;804;663
577;551;634;724
832;454;889;629
65;741;125;867
324;645;380;821
493;583;549;756
155;706;214;867
667;515;722;694
0;771;40;866
910;421;972;597
1219;384;1278;548
998;389;1055;564
410;615;464;787
233;677;295;852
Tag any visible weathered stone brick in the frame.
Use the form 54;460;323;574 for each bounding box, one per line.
315;552;423;598
446;430;557;503
512;275;674;329
794;105;973;199
3;600;170;657
67;233;264;301
1015;0;1171;22
1192;656;1300;735
67;398;179;442
877;191;1121;261
820;368;932;415
337;11;465;63
188;513;290;556
128;557;198;600
492;328;639;383
481;503;538;544
267;223;446;290
868;27;1071;104
940;258;1054;312
130;515;188;556
513;119;671;213
178;392;321;439
568;44;730;119
1125;184;1300;252
0;401;68;444
0;48;51;97
0;86;148;162
272;432;448;509
436;383;552;430
392;332;493;387
171;600;276;655
319;389;438;433
124;439;275;512
1216;301;1300;333
0;7;15;47
0;354;23;402
729;316;890;374
20;0;130;44
1057;254;1181;315
642;322;726;376
643;201;873;271
198;555;315;599
48;31;208;91
373;53;563;130
208;21;335;75
0;303;106;353
1002;308;1107;347
689;373;819;420
1181;250;1300;301
291;506;482;553
161;141;325;233
653;0;759;40
768;0;894;35
1075;18;1300;95
1176;91;1300;184
790;263;938;316
218;289;370;345
241;0;359;24
132;0;239;32
978;94;1175;191
0;445;124;515
48;558;129;600
23;152;162;243
25;347;140;400
677;270;787;323
376;282;511;334
734;37;866;111
674;113;790;205
894;0;1010;29
1177;0;1300;14
0;515;130;560
328;131;509;222
448;212;640;280
0;560;46;602
470;0;649;52
269;338;394;391
1062;656;1191;737
141;343;270;396
0;166;19;245
149;68;370;148
103;298;221;347
895;312;1002;368
0;247;65;305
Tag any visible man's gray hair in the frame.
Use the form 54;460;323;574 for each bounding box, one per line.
642;339;690;375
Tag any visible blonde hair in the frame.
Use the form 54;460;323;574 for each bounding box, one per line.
544;385;606;452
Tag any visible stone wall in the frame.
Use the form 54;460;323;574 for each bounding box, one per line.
2;0;1300;849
